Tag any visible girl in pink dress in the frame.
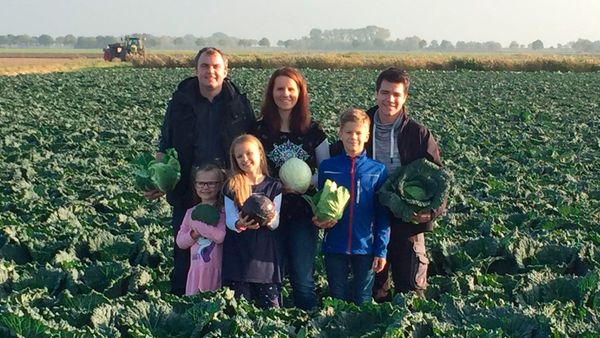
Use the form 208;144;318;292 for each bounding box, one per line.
176;163;227;295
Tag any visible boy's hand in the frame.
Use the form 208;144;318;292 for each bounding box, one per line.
372;257;387;273
144;189;164;201
312;216;336;229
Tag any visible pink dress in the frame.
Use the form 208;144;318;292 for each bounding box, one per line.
176;205;226;295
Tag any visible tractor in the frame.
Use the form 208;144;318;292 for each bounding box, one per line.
103;35;145;61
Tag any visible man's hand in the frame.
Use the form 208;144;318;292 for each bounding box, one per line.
144;189;165;201
372;257;387;273
312;216;336;229
411;210;433;224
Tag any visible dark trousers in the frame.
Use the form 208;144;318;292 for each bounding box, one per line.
170;206;189;296
373;231;428;300
284;215;318;310
229;281;281;309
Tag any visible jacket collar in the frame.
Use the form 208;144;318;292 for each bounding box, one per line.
173;77;237;105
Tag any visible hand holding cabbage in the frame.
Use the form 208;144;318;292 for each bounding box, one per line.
134;148;181;193
303;179;350;224
378;158;451;223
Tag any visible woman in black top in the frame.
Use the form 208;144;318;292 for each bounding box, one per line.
253;67;330;310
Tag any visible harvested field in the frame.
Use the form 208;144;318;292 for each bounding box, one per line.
0;57;115;75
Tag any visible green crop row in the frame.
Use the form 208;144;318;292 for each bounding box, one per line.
1;68;599;337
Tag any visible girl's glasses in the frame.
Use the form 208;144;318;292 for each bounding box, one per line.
195;181;220;188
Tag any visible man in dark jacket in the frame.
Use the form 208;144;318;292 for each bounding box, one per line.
331;68;445;300
144;47;255;295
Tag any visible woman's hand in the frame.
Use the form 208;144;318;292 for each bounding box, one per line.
312;216;336;229
282;185;302;195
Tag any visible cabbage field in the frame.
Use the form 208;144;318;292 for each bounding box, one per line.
1;67;600;337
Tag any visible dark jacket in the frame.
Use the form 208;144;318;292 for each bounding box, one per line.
331;106;444;237
159;77;255;210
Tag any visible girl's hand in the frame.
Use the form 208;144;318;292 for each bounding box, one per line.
312;216;336;229
264;211;278;228
190;229;201;240
236;213;260;230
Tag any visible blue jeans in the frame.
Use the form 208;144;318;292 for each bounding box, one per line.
325;253;375;305
284;216;318;310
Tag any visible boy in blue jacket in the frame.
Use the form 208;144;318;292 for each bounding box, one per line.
314;108;390;305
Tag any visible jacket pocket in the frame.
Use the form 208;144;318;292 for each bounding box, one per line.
409;234;429;291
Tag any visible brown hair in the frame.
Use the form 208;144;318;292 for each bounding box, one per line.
260;67;311;136
375;67;410;95
194;47;228;71
227;134;270;208
339;107;371;130
191;163;227;210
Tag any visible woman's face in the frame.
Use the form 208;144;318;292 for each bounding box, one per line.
272;75;299;114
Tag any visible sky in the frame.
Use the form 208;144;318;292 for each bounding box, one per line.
1;0;599;47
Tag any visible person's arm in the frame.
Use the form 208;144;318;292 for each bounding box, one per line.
372;168;391;260
224;196;241;232
190;212;226;244
265;193;282;230
157;101;173;153
312;139;330;186
421;128;446;220
175;210;196;250
144;103;172;200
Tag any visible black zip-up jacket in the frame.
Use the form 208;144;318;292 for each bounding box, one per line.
331;106;444;237
159;77;255;210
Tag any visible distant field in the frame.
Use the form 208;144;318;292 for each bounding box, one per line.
2;48;600;74
0;57;120;76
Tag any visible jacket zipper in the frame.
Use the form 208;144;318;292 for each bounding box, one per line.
348;156;356;254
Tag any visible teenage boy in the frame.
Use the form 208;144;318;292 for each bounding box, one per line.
314;108;390;305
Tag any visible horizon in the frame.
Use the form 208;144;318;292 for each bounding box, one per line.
1;0;599;48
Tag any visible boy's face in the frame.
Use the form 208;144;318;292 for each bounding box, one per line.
339;121;370;157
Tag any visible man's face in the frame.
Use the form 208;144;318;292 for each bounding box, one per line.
339;121;370;157
376;80;408;121
195;52;228;91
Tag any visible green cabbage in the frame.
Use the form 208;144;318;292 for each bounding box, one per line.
133;148;181;193
191;204;220;225
378;158;452;222
303;179;350;222
279;157;313;193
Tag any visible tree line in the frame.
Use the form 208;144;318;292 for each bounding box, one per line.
1;26;599;52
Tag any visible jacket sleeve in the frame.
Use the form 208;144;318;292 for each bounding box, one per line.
176;209;196;249
372;167;390;258
420;128;446;220
191;211;227;244
157;101;173;153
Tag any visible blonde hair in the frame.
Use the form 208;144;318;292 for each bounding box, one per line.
227;134;269;208
191;163;227;210
339;107;371;129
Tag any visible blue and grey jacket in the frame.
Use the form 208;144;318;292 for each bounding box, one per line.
318;151;390;258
